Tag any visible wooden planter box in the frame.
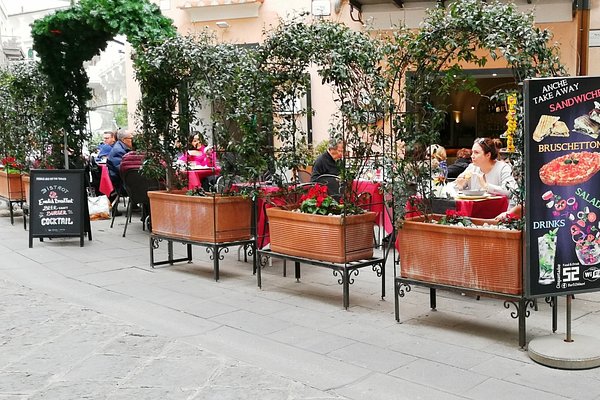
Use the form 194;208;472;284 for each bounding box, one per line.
22;174;30;205
266;207;377;263
0;170;24;201
148;190;252;243
397;215;523;295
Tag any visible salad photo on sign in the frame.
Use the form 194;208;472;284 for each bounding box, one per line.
525;76;600;297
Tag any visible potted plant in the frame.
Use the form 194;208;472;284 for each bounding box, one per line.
258;19;387;262
384;0;565;295
267;184;377;263
136;33;270;243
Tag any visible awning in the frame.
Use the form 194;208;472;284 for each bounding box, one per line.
179;0;263;8
178;0;264;22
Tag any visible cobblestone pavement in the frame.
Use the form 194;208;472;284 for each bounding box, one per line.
0;280;346;399
1;211;600;399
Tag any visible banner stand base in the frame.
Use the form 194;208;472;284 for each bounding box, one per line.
528;334;600;369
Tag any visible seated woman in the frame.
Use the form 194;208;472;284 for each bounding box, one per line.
455;137;516;197
427;144;448;178
178;132;212;167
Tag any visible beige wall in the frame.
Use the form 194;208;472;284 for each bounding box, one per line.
589;0;600;76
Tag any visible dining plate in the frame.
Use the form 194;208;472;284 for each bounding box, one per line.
455;193;490;200
460;189;486;196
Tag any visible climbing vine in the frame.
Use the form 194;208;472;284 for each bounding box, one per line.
31;0;175;168
0;63;57;170
383;0;565;222
260;18;388;199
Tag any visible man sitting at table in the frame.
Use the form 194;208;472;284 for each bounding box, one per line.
96;130;117;162
311;138;344;198
107;130;133;207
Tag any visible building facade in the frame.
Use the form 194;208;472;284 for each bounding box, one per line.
124;0;597;146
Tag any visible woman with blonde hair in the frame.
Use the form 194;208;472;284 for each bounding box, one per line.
427;144;448;178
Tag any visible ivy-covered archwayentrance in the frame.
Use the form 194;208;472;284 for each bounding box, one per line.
31;0;175;168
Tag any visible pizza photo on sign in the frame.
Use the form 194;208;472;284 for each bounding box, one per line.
539;151;600;186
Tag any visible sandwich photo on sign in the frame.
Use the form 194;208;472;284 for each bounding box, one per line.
573;115;600;139
549;120;569;137
532;115;561;142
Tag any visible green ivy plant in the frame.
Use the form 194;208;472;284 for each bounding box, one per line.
134;32;272;192
382;0;565;224
30;0;175;168
0;63;58;171
260;18;388;206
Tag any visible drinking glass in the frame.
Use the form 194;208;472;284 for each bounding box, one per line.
538;233;556;285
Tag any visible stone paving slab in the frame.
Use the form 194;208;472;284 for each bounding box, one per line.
1;215;600;399
0;280;347;399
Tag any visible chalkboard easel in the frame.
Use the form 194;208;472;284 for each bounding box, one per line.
28;169;92;248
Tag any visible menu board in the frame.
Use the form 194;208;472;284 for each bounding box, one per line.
525;76;600;297
28;169;90;247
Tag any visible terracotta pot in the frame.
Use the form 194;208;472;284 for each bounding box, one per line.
148;190;252;243
22;174;30;205
397;215;522;295
0;170;24;201
266;207;377;263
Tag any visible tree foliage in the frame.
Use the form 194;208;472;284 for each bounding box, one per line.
383;0;565;223
0;63;58;170
30;0;175;168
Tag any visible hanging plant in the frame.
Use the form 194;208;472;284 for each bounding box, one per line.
30;0;175;168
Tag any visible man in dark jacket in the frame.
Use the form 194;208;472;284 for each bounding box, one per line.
311;138;344;198
107;130;133;190
447;148;472;179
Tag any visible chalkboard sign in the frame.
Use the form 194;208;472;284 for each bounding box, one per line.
525;75;600;297
28;169;91;247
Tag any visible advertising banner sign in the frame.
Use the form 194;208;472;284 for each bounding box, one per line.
525;76;600;297
28;169;91;247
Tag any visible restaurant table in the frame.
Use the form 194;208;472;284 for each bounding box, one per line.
352;180;393;235
230;183;285;249
405;195;509;220
98;164;114;197
187;167;221;190
455;195;509;219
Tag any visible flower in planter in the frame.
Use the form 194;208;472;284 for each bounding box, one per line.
437;209;473;227
1;157;24;174
186;187;206;197
496;214;524;231
298;184;364;216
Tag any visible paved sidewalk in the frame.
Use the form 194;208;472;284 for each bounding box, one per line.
1;211;600;399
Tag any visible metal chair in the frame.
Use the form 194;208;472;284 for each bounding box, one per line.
296;169;311;183
313;173;342;199
118;169;161;237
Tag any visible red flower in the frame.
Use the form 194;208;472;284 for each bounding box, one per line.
50;29;62;36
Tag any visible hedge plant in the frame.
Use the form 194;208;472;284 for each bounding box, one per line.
134;32;272;191
31;0;175;168
260;18;388;206
0;63;58;171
